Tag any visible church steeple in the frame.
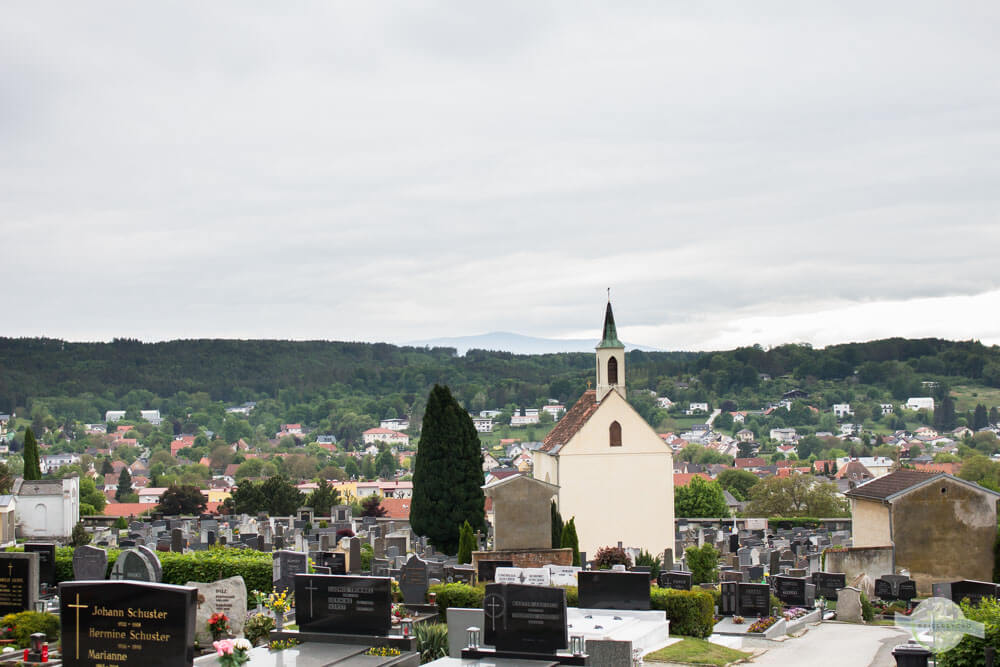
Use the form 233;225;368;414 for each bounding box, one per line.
595;299;625;402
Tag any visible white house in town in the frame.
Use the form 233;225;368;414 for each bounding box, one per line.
473;417;494;433
13;477;79;539
362;428;410;447
833;404;853;418
511;409;540;426
379;418;410;432
533;302;674;557
906;397;935;412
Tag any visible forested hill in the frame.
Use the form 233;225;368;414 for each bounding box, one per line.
0;336;997;420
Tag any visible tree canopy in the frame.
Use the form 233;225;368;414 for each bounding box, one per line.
743;475;848;517
674;476;730;518
157;484;207;515
410;385;486;555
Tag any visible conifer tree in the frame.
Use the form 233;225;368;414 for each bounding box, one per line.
115;467;132;501
457;521;474;564
561;517;580;566
410;384;486;555
22;428;41;480
550;501;563;549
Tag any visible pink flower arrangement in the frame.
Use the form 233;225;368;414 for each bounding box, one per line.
213;638;251;666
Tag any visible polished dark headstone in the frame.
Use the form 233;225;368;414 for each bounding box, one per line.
578;571;650;610
24;543;56;590
294;574;391;636
657;570;693;591
738;582;770;617
483;583;567;654
0;553;38;614
933;579;999;607
812;572;846;600
720;581;738;616
477;560;513;584
59;580;197;667
72;545;108;581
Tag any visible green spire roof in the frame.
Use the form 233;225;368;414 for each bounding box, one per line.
597;301;624;349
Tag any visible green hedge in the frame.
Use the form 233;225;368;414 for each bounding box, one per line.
430;583;714;639
45;546;273;604
1;611;59;648
650;588;715;638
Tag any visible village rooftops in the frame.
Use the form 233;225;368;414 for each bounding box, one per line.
845;469;1000;502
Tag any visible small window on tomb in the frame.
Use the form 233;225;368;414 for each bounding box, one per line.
608;357;619;385
610;421;622;447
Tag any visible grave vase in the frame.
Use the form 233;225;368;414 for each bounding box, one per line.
273;610;284;631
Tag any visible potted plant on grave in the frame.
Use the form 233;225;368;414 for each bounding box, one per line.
264;589;293;631
208;613;232;642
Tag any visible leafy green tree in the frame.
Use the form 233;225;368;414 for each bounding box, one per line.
71;521;91;547
157;484;207;515
561;517;580;566
410;385;486;555
974;404;990;430
744;475;848;517
375;449;397;478
360;494;387;517
79;477;107;513
675;476;730;518
685;543;719;585
716;469;760;502
22;428;41;480
0;463;13;495
457;521;474;564
959;455;1000;491
115;467;133;502
551;501;564;549
262;475;305;515
100;459;114;475
306;478;341;516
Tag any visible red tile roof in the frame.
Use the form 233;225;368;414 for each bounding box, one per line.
379;498;411;520
540;391;599;453
735;457;766;469
673;472;711;487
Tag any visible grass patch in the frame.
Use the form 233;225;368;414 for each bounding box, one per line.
645;638;751;665
951;385;1000;413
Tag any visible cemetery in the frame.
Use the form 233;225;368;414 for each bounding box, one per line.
0;466;995;665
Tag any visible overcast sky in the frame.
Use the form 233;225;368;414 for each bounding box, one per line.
3;2;998;351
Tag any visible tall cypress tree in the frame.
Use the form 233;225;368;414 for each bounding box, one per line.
116;467;133;501
550;501;563;549
22;427;41;480
561;517;580;566
410;385;486;555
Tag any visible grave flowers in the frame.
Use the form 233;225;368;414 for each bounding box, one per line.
747;616;779;633
213;637;251;667
391;602;410;622
209;612;232;641
264;588;293;630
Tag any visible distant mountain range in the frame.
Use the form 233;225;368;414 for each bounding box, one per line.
406;331;660;355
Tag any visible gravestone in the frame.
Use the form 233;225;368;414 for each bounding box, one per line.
399;555;429;605
295;574;391;635
73;545;108;581
933;579;1000;607
59;580;197;667
494;567;523;585
188;575;247;645
578;571;650;610
0;552;38;615
738;547;752;568
24;543;56;590
171;528;184;552
349;537;362;574
774;576;813;607
385;536;407;556
319;552;347;575
547;565;580;587
110;549;156;582
371;558;390;577
898;580;918;601
476;559;513;584
738;582;770;617
769;550;780;574
729;533;739;553
720;581;739;616
483;583;568;654
272;550;308;595
446;566;475;585
813;572;846;600
836;586;862;622
137;545;163;583
658;570;693;591
875;574;915;601
748;565;765;582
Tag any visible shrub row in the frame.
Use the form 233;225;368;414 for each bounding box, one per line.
45;546;274;601
429;583;714;638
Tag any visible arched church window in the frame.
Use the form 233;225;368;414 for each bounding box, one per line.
608;356;619;385
610;421;622;447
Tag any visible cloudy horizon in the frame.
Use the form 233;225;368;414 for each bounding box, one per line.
3;2;998;352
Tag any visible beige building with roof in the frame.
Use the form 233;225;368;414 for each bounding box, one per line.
533;302;675;559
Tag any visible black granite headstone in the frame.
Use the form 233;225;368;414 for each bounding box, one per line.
24;543;56;590
0;553;38;615
318;552;347;575
738;582;770;617
812;572;846;600
934;579;999;607
294;574;391;635
476;560;513;584
729;534;739;553
59;580;196;667
578;571;650;610
897;580;917;601
483;583;568;654
272;550;308;594
774;576;809;606
657;570;693;591
874;578;895;600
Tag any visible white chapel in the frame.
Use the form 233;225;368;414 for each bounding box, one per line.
533;302;675;558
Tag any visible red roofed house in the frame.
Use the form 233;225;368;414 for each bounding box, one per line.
735;458;767;470
532;302;674;557
362;428;410;447
379;498;411;520
673;472;711;487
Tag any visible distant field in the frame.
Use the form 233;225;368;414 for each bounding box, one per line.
660;414;711;432
951;385;1000;412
